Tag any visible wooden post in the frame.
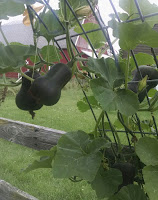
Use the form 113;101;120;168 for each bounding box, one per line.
0;180;39;200
0;117;65;150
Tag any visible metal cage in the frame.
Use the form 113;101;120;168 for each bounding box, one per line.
25;0;158;147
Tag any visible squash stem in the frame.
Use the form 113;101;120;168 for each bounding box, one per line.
125;51;130;90
20;68;34;82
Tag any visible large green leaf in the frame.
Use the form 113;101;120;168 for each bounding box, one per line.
143;165;158;200
91;167;122;199
74;23;106;49
136;137;158;166
108;19;158;50
119;0;137;16
109;185;147;200
87;57;123;88
130;53;155;70
40;45;62;63
0;0;24;19
52;130;109;182
119;0;158;27
90;77;139;116
0;43;36;73
38;10;65;42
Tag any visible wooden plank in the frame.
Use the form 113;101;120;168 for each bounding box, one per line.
0;180;38;200
0;117;65;150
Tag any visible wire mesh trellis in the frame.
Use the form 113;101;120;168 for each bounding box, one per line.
27;0;158;147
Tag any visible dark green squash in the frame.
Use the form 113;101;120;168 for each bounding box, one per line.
112;162;135;190
15;70;43;113
29;63;72;106
128;65;158;102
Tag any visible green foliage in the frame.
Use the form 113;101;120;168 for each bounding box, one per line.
136;137;158;200
136;137;158;166
109;185;147;200
84;57;140;116
130;53;156;70
119;0;158;27
74;23;106;49
0;43;36;73
1;0;158;199
138;75;147;93
40;45;62;62
52;130;110;181
91;167;122;199
143;166;158;200
78;57;139;116
87;57;123;87
59;0;96;25
90;77;139;116
77;95;100;112
37;10;65;42
0;0;24;20
24;147;57;173
0;138;100;200
108;20;158;50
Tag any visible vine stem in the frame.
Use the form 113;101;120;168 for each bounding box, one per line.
64;1;75;61
75;57;88;62
0;22;9;45
94;110;104;137
20;68;34;82
117;111;136;139
125;51;130;90
0;82;21;87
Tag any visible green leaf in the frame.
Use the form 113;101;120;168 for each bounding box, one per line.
119;0;137;17
40;45;62;63
52;130;109;181
114;115;138;131
91;167;122;199
59;0;96;25
143;165;158;200
148;88;157;97
130;53;155;70
90;77;139;116
77;95;100;112
109;185;147;200
77;101;91;112
38;10;65;42
8;44;37;60
119;0;158;27
87;57;123;88
120;0;158;16
136;137;158;166
74;23;106;49
108;20;158;50
23;146;57;173
0;43;37;73
0;0;25;19
138;75;148;93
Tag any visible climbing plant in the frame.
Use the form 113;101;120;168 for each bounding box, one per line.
0;0;158;199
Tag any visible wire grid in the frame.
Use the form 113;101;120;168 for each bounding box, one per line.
30;0;158;146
